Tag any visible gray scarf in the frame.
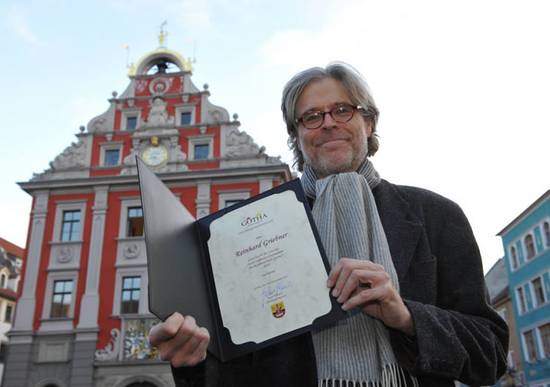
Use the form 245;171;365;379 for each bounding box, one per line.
302;158;416;387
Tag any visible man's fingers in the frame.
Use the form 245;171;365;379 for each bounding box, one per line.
336;269;370;303
335;268;390;303
328;258;385;292
188;328;210;365
149;312;185;345
326;260;343;287
341;287;385;311
169;327;210;367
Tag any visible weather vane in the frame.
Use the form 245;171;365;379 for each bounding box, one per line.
159;20;168;47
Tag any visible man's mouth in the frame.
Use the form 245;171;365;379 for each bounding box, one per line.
316;137;350;147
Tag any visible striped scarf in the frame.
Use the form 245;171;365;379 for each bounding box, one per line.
302;158;416;387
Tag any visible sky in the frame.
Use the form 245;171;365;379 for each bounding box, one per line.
1;0;549;273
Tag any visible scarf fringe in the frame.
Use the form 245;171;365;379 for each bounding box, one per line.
318;364;419;387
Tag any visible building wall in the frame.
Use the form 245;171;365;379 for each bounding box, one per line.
5;45;290;387
501;195;550;386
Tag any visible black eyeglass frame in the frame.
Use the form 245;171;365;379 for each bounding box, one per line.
294;103;367;130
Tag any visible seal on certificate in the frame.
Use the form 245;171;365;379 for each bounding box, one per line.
271;301;286;318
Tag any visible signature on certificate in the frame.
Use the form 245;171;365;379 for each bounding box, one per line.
260;277;290;308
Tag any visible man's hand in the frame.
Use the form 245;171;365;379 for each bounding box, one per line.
327;258;414;336
149;312;210;367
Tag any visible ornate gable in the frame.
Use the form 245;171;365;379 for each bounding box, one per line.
32;44;282;181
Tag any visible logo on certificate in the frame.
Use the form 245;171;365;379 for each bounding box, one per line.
271;301;286;318
241;212;268;227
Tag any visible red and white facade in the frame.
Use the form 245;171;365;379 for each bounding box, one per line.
5;44;290;387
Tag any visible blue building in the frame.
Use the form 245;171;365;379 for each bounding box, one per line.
498;190;550;386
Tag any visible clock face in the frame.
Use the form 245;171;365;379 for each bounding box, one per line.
142;145;168;166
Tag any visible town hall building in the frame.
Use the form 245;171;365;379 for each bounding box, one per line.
3;37;290;387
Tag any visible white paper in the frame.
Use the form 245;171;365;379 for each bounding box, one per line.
207;190;332;344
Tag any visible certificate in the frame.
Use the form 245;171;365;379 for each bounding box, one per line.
207;190;332;344
137;157;345;362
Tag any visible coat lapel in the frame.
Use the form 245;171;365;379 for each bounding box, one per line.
373;180;424;281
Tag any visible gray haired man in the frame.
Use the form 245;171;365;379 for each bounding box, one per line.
150;63;509;387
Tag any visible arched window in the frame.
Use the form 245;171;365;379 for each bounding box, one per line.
510;246;519;269
0;274;6;288
525;234;536;260
544;222;550;248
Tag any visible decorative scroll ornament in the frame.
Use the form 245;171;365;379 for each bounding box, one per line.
95;328;121;361
57;246;73;263
50;141;88;169
225;128;262;158
123;243;140;259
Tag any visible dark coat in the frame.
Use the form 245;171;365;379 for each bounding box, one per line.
172;180;509;387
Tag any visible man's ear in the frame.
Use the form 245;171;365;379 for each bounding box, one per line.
295;134;302;150
364;119;373;138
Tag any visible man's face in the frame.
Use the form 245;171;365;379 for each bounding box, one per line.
296;78;372;178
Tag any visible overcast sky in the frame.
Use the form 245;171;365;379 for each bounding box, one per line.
1;0;549;273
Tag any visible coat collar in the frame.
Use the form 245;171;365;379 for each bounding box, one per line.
373;180;424;280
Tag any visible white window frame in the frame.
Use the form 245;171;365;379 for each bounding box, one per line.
218;191;251;210
521;328;539;362
541;217;550;249
0;270;7;288
118;198;143;239
100;142;123;167
509;244;519;271
175;104;196;126
41;271;78;321
530;275;548;308
516;285;527;315
112;267;149;316
188;136;214;161
536;319;550;359
524;232;537;261
4;302;13;323
52;201;87;243
121;110;141;131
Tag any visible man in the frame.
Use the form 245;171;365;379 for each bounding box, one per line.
150;63;509;387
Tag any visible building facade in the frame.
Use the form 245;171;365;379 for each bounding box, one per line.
0;237;24;384
485;257;524;386
3;41;290;387
498;191;550;387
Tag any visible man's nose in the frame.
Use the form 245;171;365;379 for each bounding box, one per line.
321;111;337;129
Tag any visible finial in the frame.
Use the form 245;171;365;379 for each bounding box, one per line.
112;91;118;98
122;43;131;68
159;21;168;47
79;125;85;133
233;113;239;120
203;83;209;90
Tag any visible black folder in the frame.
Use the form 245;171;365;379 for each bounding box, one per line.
136;157;345;362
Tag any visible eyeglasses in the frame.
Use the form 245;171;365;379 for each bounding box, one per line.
295;103;366;130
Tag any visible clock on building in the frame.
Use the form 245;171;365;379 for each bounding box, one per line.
142;145;168;166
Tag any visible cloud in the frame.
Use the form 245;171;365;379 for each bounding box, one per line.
5;5;40;46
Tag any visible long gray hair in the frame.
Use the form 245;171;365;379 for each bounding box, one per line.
281;62;380;171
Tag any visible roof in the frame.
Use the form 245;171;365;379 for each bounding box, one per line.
484;257;509;304
0;287;17;302
0;238;24;259
497;190;550;236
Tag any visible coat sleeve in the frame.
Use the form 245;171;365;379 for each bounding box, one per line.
389;196;509;386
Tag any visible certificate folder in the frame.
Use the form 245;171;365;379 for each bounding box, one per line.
136;157;345;362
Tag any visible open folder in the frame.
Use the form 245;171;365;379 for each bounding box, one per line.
136;157;345;362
